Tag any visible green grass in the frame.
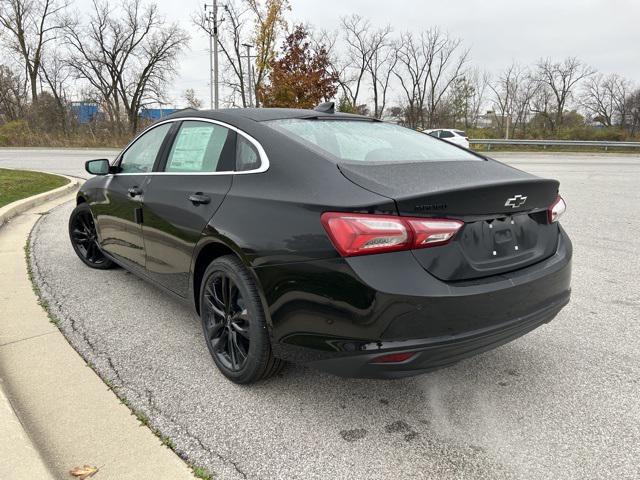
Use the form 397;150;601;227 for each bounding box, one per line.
0;168;69;208
192;467;213;480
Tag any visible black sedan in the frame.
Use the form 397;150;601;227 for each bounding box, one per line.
70;105;572;384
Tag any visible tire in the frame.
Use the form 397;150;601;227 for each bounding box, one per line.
68;203;115;270
199;255;283;384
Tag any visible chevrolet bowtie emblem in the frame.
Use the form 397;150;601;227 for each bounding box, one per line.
505;195;527;208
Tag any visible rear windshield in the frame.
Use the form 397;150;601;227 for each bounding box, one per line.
267;119;480;163
454;130;467;137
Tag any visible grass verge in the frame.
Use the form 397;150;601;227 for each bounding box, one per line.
0;168;69;209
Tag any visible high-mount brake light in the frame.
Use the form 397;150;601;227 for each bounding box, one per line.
320;212;464;257
548;196;566;223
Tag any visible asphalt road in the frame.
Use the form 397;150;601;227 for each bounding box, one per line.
11;148;640;479
0;147;119;179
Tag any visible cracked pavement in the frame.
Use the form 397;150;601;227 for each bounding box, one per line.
23;152;640;479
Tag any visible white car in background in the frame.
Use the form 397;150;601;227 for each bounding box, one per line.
424;129;470;149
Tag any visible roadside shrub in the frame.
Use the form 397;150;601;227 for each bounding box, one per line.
556;126;628;141
0;120;31;146
466;127;495;139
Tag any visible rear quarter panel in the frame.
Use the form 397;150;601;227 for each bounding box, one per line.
208;129;397;268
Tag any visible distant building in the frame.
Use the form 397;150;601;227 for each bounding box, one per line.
69;103;177;124
139;108;178;121
70;102;100;124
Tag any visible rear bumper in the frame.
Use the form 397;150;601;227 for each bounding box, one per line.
254;227;572;378
304;293;568;378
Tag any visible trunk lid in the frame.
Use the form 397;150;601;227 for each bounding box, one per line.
338;159;560;281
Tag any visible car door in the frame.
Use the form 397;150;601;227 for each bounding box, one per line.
141;119;237;297
93;122;173;273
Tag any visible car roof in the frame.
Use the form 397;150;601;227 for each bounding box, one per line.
164;107;370;123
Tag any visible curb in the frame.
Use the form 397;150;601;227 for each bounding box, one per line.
0;189;196;479
0;170;80;228
0;379;55;480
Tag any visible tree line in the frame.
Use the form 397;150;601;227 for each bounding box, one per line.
324;14;639;138
0;0;639;146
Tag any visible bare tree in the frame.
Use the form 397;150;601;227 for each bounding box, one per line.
532;57;594;132
626;88;640;135
448;68;488;129
423;29;469;128
512;74;538;136
581;73;629;127
0;63;28;120
395;28;468;129
489;62;533;137
183;88;203;109
365;24;396;119
65;0;188;134
466;68;490;128
339;14;373;109
64;1;122;130
322;15;396;116
310;26;346;98
0;0;69;102
40;50;70;130
394;32;423;128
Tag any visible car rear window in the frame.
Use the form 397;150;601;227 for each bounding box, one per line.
454;130;467;137
267;119;480;163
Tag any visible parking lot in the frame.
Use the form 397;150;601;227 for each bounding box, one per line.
4;150;639;479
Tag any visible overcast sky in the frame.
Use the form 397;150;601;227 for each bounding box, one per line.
87;0;640;107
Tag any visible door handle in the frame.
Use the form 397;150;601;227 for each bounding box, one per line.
188;193;211;205
128;186;143;197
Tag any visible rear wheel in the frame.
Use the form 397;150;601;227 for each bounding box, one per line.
68;203;115;269
200;255;283;384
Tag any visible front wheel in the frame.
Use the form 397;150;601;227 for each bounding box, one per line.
200;255;283;384
68;203;115;269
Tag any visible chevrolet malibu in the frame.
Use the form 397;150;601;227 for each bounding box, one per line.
69;105;572;384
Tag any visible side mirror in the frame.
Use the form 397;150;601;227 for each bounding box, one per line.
85;159;111;176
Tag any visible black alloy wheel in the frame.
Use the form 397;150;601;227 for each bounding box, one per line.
68;203;114;269
200;255;283;383
203;271;251;371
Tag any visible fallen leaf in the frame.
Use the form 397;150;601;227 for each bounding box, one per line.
69;465;99;479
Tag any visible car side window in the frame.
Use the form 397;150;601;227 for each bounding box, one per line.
236;135;261;172
440;130;454;139
165;121;234;173
119;124;172;174
428;130;440;138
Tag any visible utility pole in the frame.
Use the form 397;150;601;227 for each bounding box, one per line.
204;1;220;109
505;113;511;140
208;15;213;109
242;43;254;107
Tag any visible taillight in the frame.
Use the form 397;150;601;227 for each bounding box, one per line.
321;212;463;257
320;213;411;256
548;196;566;223
406;219;464;247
